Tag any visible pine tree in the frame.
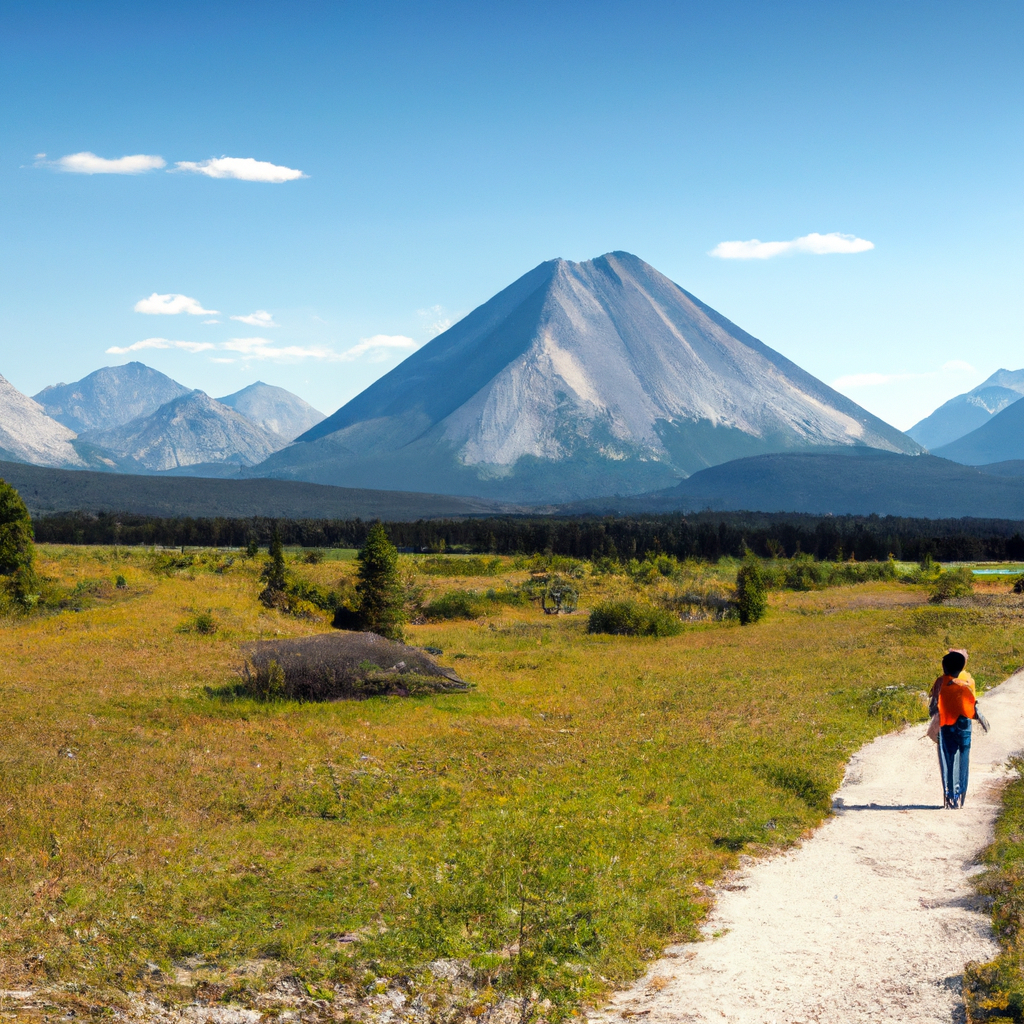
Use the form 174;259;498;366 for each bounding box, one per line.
356;523;406;641
259;528;287;606
735;555;767;625
0;479;38;608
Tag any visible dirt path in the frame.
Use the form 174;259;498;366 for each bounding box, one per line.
590;670;1024;1024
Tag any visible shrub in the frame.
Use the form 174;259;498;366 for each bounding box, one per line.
1012;573;1024;595
239;633;469;701
929;567;975;604
735;558;768;624
178;609;218;634
0;478;37;609
244;658;286;700
259;529;287;605
587;600;682;637
355;523;406;641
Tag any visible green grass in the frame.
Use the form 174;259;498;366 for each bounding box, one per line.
1;547;1023;1021
966;757;1024;1022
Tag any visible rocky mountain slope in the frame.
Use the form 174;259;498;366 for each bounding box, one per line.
80;391;289;471
255;252;920;502
563;448;1024;519
0;374;92;468
907;368;1024;450
217;381;325;441
34;362;192;433
933;395;1024;465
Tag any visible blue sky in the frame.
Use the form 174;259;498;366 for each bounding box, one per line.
1;0;1021;429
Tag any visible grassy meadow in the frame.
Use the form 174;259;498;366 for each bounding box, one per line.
2;546;1024;1020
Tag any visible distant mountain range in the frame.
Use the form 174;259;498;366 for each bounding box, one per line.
933;396;1024;465
563;448;1024;520
256;251;920;502
0;363;324;474
34;363;193;433
0;374;86;469
79;390;288;471
218;381;325;441
907;368;1024;450
7;255;1024;520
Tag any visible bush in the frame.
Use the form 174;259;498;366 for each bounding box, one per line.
239;633;469;701
259;529;287;605
355;523;406;641
178;609;218;634
587;600;682;637
930;566;975;603
0;478;37;609
1012;573;1024;595
735;558;768;624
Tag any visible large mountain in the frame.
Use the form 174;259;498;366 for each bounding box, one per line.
34;362;191;433
80;391;288;471
0;374;88;468
217;381;325;441
907;368;1024;450
933;395;1024;466
562;448;1024;519
255;252;920;502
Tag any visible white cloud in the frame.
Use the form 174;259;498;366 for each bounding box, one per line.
338;334;419;361
135;293;219;316
219;333;419;363
710;232;875;260
223;337;337;361
942;359;975;373
231;310;279;327
203;319;221;325
173;157;305;183
418;305;455;338
106;338;215;355
47;152;166;175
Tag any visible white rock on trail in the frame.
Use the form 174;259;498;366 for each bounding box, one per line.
590;671;1024;1024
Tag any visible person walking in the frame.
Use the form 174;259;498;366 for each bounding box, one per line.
930;650;984;809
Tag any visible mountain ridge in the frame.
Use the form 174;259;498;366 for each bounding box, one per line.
80;391;289;471
933;395;1024;465
259;251;921;502
34;362;192;434
907;368;1024;450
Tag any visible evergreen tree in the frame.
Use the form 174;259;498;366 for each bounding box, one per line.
356;523;406;641
735;555;768;625
259;528;287;605
0;479;38;608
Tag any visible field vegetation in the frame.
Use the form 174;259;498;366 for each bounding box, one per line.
1;541;1023;1022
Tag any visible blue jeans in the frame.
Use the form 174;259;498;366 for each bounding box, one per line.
939;716;972;806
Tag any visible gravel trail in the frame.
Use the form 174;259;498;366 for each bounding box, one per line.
590;670;1024;1024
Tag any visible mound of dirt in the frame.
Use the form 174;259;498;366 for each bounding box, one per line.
241;632;469;701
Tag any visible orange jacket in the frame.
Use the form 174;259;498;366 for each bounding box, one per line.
937;676;977;727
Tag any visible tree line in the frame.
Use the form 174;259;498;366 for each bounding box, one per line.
30;509;1024;562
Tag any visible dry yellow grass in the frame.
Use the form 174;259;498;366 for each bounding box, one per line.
1;546;1022;1020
